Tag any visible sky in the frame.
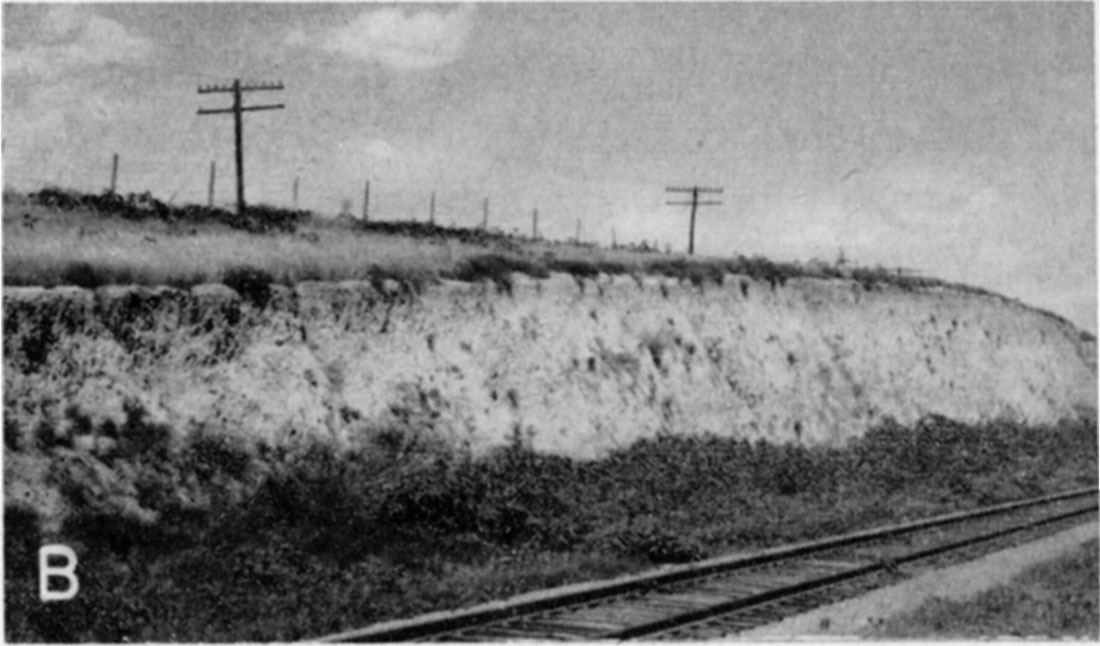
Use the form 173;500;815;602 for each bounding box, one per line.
2;2;1096;332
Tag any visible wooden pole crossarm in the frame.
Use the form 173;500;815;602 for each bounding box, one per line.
240;83;285;92
666;186;723;193
199;82;284;93
199;105;283;116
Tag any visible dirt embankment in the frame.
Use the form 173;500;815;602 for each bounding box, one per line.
4;272;1096;462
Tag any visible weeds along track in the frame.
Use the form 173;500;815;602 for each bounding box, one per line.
312;488;1097;642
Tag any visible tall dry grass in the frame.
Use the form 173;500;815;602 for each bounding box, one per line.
4;190;991;304
3;197;675;288
4;204;477;287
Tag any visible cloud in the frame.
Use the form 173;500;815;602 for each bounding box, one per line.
332;135;490;188
4;6;152;77
364;139;400;162
3;77;136;188
283;28;310;49
304;5;475;71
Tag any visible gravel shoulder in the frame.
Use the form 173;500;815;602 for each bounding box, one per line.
733;520;1099;639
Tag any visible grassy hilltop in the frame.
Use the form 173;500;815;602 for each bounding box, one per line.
4;186;974;297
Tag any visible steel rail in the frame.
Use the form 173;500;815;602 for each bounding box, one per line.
309;487;1096;643
605;502;1098;639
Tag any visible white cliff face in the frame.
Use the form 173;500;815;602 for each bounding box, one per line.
3;272;1096;462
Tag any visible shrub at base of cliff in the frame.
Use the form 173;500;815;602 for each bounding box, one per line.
4;413;1096;641
599;520;707;564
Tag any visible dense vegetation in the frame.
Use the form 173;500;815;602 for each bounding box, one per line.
5;410;1095;642
27;187;310;234
873;538;1099;638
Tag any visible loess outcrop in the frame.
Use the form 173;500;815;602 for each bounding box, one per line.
4;272;1095;462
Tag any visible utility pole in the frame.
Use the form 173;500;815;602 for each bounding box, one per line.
207;161;216;208
198;79;285;216
109;153;119;195
292;176;299;210
429;191;436;224
532;208;539;239
666;185;723;255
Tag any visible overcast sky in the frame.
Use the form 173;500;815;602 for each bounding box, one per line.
2;3;1095;331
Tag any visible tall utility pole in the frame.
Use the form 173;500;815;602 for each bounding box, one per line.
532;208;539;239
292;176;299;210
198;79;285;216
429;191;436;224
666;185;723;255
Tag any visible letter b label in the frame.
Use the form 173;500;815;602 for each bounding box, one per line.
39;545;79;602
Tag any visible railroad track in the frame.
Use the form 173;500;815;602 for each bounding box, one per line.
312;488;1097;642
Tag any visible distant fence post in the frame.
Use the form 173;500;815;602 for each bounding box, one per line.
362;180;370;223
207;162;216;208
109;153;119;195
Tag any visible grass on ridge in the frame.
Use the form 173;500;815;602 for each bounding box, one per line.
5;186;989;300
